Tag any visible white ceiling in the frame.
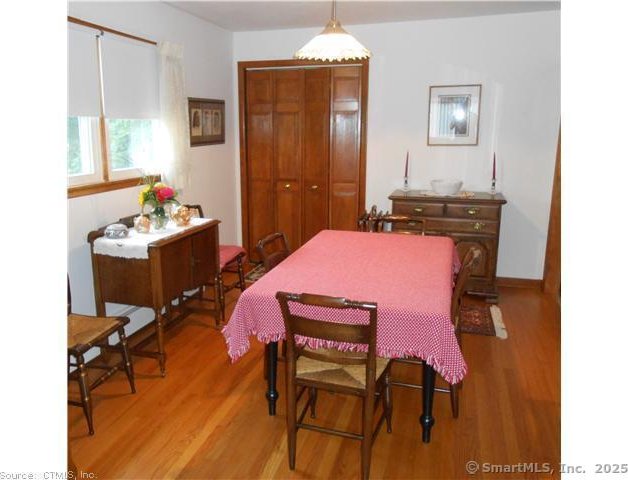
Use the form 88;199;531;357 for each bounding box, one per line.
166;1;560;32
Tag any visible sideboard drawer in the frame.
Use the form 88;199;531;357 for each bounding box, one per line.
388;190;506;302
446;204;500;221
427;219;498;235
393;201;445;217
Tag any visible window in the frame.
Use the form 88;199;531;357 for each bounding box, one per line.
67;116;101;186
67;21;159;194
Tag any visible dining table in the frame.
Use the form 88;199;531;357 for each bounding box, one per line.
222;229;465;442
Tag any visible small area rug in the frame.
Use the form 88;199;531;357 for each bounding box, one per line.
245;263;267;283
245;264;507;339
460;304;508;339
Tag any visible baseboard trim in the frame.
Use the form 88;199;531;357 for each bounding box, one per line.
496;277;542;289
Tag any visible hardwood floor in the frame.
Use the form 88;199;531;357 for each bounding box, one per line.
68;283;560;479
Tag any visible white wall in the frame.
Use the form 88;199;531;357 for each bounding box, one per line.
67;2;236;333
233;10;560;279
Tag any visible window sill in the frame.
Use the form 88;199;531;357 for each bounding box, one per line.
68;176;156;199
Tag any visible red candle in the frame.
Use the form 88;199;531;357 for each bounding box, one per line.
404;151;409;177
492;153;496;180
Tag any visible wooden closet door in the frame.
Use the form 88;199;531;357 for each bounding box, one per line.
245;70;274;261
329;66;362;231
273;69;304;249
302;68;330;244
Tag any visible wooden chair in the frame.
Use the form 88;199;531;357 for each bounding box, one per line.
257;232;291;373
275;291;392;480
377;213;425;235
357;205;380;232
67;278;136;435
184;204;247;323
256;232;291;271
391;247;481;418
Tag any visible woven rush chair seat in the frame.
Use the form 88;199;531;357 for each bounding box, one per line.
68;314;124;352
297;348;390;390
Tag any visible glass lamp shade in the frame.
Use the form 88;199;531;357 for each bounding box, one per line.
294;20;371;61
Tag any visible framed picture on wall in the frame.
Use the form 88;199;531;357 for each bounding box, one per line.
427;84;481;145
188;97;225;146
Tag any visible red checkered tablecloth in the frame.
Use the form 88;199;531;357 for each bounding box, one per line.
222;230;466;384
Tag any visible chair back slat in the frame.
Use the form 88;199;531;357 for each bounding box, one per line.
377;213;425;235
288;315;372;345
257;232;290;271
276;291;378;370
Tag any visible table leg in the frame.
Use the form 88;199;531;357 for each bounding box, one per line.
266;341;279;415
420;363;436;443
155;311;166;377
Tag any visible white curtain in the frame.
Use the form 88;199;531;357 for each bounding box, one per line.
156;42;191;190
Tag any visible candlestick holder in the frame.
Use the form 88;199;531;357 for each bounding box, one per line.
490;178;496;195
403;176;409;192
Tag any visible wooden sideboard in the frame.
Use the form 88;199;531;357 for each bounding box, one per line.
87;219;221;375
388;190;507;302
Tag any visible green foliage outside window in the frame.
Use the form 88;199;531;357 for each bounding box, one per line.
108;119;154;170
67;117;82;175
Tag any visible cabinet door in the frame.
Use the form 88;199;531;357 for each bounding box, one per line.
154;237;193;304
330;66;362;231
190;225;219;289
274;69;304;248
303;68;330;243
246;70;275;261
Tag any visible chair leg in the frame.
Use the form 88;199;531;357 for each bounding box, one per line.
76;353;94;435
286;375;297;470
450;383;459;419
308;387;318;418
213;274;222;325
384;371;393;433
218;272;226;323
118;326;136;394
236;255;246;292
361;394;375;480
155;311;166;377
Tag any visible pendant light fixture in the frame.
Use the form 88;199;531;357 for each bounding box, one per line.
294;0;371;61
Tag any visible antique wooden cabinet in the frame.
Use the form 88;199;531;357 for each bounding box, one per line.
239;60;368;261
87;220;221;375
389;190;507;301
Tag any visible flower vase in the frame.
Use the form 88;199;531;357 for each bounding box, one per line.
150;206;168;231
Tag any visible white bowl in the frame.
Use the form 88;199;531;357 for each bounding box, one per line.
431;179;463;195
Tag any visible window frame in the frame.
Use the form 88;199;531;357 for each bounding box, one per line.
67;117;103;187
67;16;159;199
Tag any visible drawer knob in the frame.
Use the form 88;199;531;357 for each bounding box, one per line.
284;183;291;189
467;208;480;215
473;222;485;231
413;207;424;213
310;184;319;190
408;222;416;226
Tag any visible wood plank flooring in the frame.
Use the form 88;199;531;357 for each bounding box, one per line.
68;284;560;479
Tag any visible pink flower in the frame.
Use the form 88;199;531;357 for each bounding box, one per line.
156;186;175;203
